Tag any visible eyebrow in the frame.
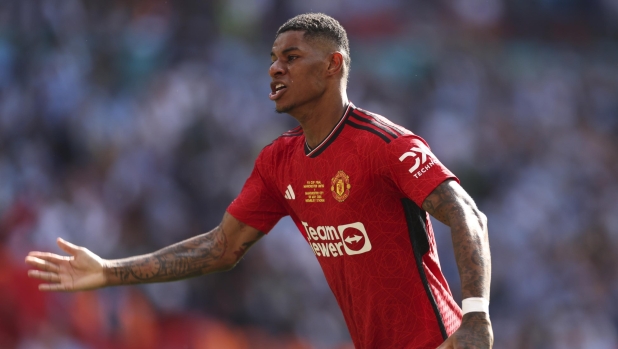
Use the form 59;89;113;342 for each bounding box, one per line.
271;46;301;58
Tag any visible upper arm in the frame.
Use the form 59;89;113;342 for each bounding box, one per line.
226;146;288;234
421;179;486;228
219;212;265;267
380;134;459;208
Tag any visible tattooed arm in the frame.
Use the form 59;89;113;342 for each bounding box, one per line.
25;212;264;291
422;179;493;349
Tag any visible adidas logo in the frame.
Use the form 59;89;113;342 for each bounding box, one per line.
284;185;295;200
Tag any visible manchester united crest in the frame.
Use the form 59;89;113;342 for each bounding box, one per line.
331;170;351;202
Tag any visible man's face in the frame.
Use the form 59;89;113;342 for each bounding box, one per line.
269;31;329;114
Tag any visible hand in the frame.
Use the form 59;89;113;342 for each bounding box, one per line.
25;238;108;291
437;312;493;349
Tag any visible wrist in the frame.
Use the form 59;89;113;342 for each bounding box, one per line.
459;312;493;345
462;297;489;315
101;259;117;287
462;311;490;321
461;312;492;331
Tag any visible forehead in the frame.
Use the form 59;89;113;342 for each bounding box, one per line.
272;30;315;54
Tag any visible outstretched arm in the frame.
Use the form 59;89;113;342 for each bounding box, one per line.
25;212;263;291
421;179;493;349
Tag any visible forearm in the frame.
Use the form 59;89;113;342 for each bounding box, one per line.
104;225;230;286
422;180;491;300
449;210;491;300
423;181;494;347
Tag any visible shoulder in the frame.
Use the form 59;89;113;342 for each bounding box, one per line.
280;125;304;138
350;107;414;136
257;125;304;164
345;106;414;145
345;105;419;149
268;125;304;151
344;106;439;163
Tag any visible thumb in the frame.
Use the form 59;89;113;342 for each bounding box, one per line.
57;237;80;255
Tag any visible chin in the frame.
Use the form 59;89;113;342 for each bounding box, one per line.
275;103;296;114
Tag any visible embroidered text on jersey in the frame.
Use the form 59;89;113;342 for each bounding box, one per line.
303;180;325;203
301;221;372;257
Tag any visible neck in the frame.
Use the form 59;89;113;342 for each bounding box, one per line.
290;91;349;149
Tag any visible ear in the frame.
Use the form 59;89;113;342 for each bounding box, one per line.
326;51;345;77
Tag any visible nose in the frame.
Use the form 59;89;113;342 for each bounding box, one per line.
269;59;285;78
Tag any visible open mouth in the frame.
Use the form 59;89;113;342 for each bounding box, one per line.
269;83;287;100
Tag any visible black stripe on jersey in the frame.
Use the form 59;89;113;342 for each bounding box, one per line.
354;108;408;136
307;119;347;157
372;114;407;136
401;198;449;340
349;112;399;140
345;120;392;144
305;103;353;157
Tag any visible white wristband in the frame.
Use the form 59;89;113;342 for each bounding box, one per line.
462;297;489;315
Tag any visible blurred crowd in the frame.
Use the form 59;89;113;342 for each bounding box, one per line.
0;0;617;348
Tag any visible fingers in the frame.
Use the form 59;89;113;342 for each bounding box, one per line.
25;240;78;293
27;251;70;262
27;270;72;292
25;256;61;272
27;269;61;283
26;252;71;267
38;283;70;292
57;237;80;255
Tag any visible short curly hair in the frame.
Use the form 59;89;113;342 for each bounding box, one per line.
277;13;351;79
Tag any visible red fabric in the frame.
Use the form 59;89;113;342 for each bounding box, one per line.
228;104;462;349
227;151;288;234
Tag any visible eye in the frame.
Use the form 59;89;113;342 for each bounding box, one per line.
288;55;298;62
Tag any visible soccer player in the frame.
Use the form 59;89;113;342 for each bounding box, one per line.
25;13;492;349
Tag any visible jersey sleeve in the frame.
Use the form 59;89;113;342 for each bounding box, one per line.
227;147;288;234
382;135;459;207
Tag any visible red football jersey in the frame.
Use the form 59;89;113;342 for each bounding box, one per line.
227;103;462;349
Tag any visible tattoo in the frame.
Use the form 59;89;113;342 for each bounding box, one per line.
233;232;264;262
422;180;491;300
449;313;493;348
108;225;228;284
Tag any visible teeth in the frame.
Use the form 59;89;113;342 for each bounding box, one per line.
276;84;285;91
